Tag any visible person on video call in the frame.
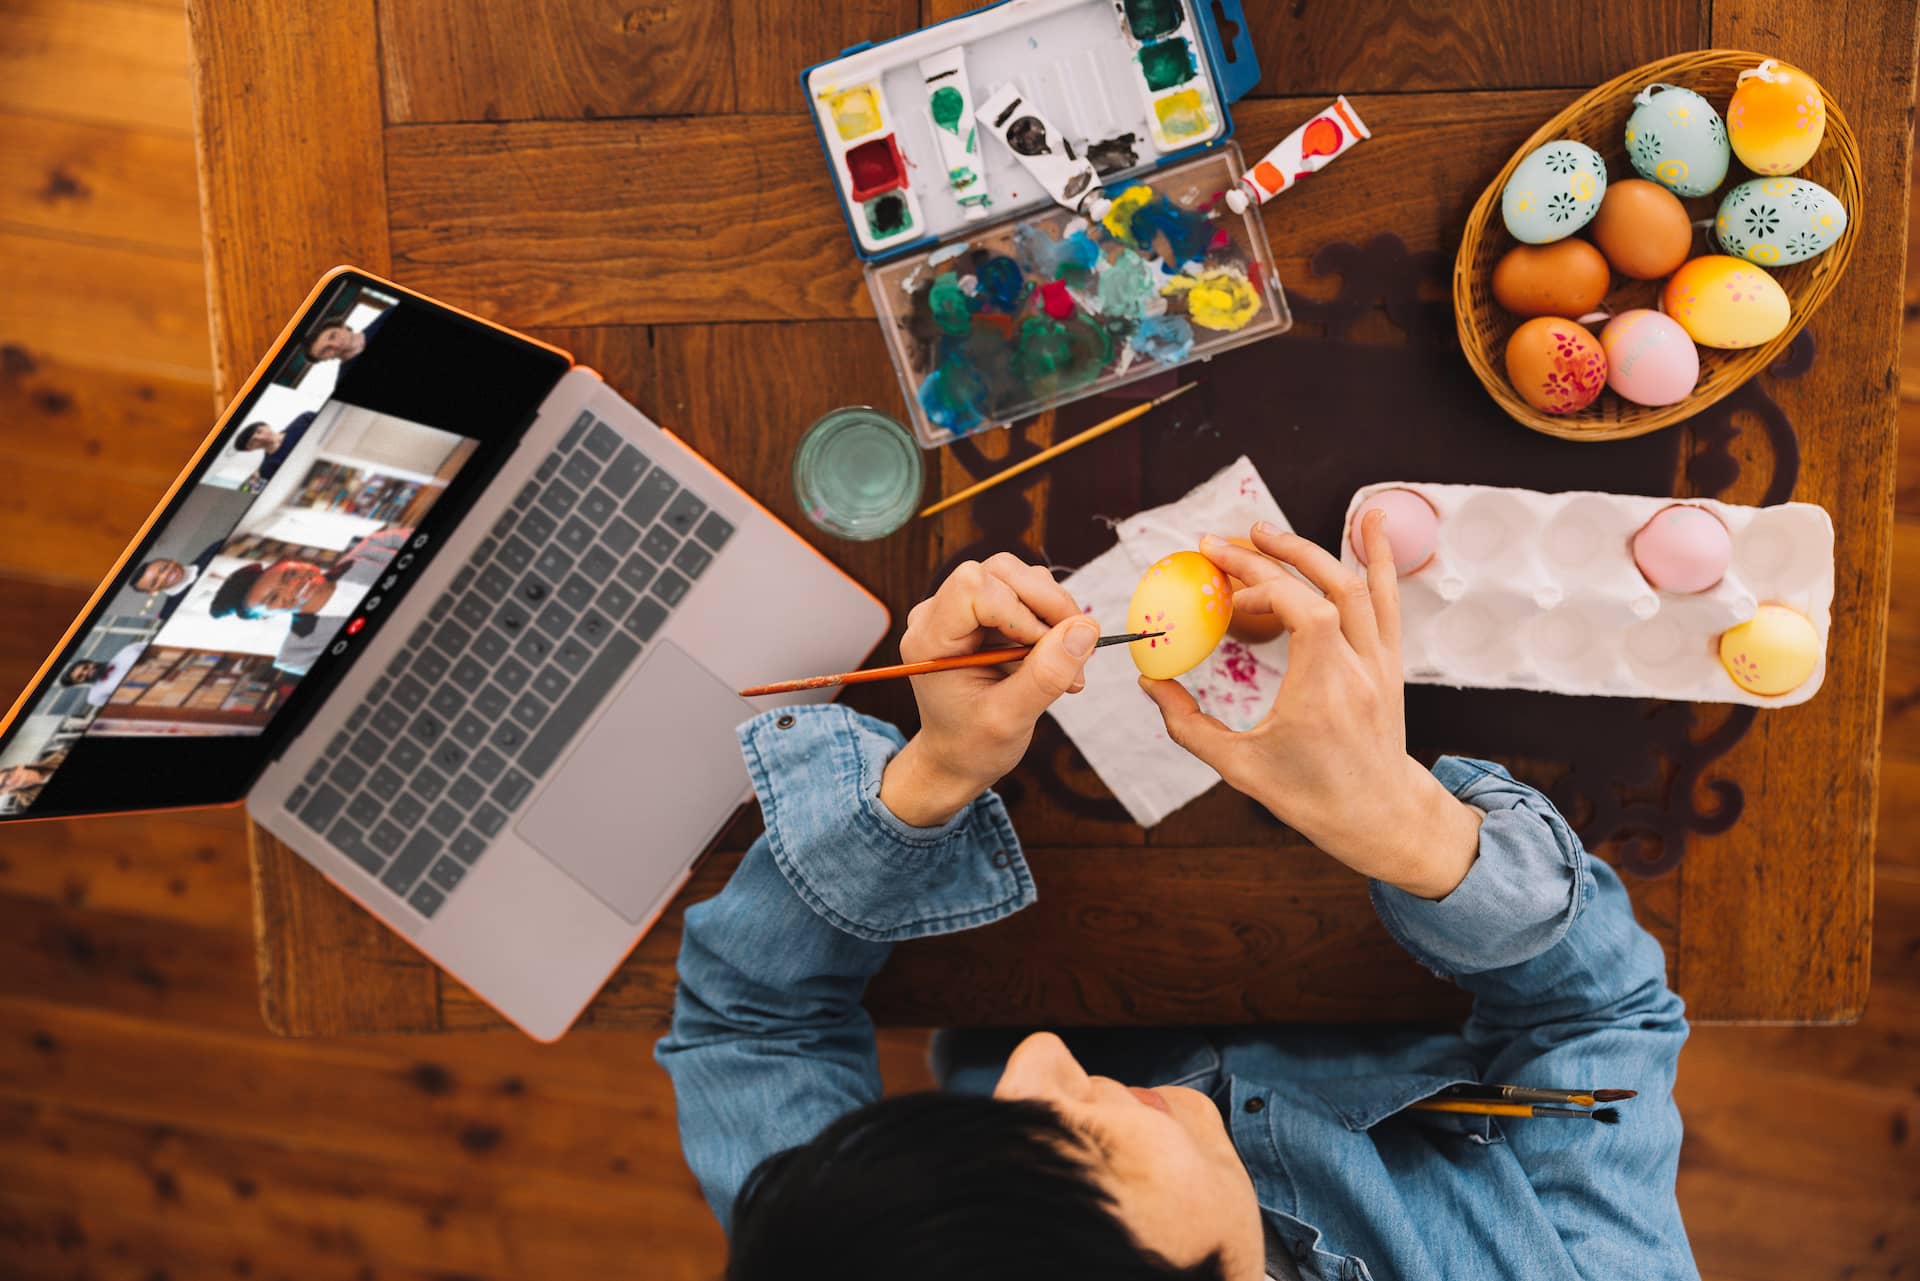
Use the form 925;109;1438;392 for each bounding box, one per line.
59;640;147;708
131;538;225;622
0;749;68;813
206;526;412;676
233;409;315;488
655;521;1694;1281
303;305;388;367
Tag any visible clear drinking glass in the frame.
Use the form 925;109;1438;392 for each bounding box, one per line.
792;407;924;540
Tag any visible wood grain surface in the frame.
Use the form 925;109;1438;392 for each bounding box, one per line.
1;0;1917;1275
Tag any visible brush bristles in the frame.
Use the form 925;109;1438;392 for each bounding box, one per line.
1592;1107;1620;1125
1592;1089;1637;1102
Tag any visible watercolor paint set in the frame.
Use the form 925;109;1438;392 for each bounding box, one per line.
868;146;1289;446
802;0;1258;259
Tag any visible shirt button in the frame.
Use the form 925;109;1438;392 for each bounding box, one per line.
775;714;796;730
1243;1096;1265;1114
989;848;1012;868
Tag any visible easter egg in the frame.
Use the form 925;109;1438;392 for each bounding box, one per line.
1719;603;1821;696
1632;504;1730;593
1662;255;1791;349
1504;316;1607;414
1128;550;1232;679
1589;179;1694;280
1727;60;1826;176
1714;177;1848;266
1600;310;1699;407
1624;84;1730;198
1491;239;1611;318
1350;489;1439;576
1222;538;1287;644
1501;140;1608;244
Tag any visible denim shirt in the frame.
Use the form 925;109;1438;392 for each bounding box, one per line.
657;706;1697;1280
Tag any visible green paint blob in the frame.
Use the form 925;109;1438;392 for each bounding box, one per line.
1138;37;1196;92
1124;0;1181;40
1096;249;1158;319
930;85;965;134
1014;316;1111;396
929;274;972;335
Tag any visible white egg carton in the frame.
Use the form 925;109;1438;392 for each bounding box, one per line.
1338;482;1834;707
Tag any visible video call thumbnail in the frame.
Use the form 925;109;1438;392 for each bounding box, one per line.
0;283;477;816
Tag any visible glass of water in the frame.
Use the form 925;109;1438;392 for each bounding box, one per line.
792;407;924;541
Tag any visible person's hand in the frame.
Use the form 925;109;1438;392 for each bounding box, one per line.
879;554;1099;828
1139;519;1482;900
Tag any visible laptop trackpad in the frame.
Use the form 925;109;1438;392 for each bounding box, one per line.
517;642;754;922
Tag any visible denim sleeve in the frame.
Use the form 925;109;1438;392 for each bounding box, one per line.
654;705;1035;1233
1372;756;1694;1279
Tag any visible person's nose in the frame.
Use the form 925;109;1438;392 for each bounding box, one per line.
994;1031;1093;1103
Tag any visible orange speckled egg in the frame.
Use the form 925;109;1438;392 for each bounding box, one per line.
1727;60;1826;176
1589;179;1694;280
1504;317;1607;415
1491;239;1612;318
1662;255;1791;349
1128;550;1232;679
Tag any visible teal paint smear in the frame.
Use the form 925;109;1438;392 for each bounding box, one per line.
1014;226;1102;281
1138;37;1196;92
928;274;973;335
1124;0;1180;40
1096;248;1157;319
1132;314;1194;363
930;85;965;134
1014;316;1112;397
919;360;990;434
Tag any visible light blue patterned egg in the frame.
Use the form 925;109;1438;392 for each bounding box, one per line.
1501;140;1608;244
1715;177;1848;265
1624;84;1730;198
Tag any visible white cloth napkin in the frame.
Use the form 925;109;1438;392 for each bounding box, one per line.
1048;456;1295;827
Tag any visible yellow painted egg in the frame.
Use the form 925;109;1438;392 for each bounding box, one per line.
1727;59;1826;175
1719;603;1821;696
1661;255;1791;349
1128;550;1232;679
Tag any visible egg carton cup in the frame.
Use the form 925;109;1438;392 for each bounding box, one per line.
1339;482;1833;707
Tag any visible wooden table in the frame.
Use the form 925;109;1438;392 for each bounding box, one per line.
189;0;1915;1035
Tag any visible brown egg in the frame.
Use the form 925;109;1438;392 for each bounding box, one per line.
1589;179;1693;280
1222;537;1287;643
1491;239;1611;318
1505;317;1607;415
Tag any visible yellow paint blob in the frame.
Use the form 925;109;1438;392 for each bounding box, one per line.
1100;185;1156;243
1154;88;1211;140
828;86;883;140
1128;550;1232;680
1719;603;1820;696
1164;266;1260;332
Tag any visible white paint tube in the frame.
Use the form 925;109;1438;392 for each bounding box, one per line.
918;47;991;221
975;82;1111;221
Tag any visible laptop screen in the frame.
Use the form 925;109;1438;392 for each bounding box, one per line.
0;271;570;820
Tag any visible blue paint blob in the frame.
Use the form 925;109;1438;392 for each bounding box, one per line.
1132;314;1195;364
919;359;991;434
1129;196;1215;266
975;255;1029;312
1016;226;1105;282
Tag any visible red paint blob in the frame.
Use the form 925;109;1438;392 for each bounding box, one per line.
845;135;906;200
1039;279;1076;319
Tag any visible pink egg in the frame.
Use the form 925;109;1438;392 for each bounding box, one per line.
1351;488;1439;576
1632;505;1731;593
1600;310;1700;407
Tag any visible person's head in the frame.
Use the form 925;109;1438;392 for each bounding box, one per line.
132;558;188;594
236;421;283;454
304;322;365;362
727;1032;1263;1281
209;559;333;620
60;660;104;686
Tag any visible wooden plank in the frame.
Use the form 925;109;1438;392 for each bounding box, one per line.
1877;757;1920;871
382;91;1568;328
0;112;202;254
0;810;252;932
187;0;391;400
0;230;210;381
0;0;193;134
1898;398;1920;517
730;0;923;112
1672;0;1920;1023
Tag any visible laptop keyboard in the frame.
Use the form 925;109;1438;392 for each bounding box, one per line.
282;411;736;918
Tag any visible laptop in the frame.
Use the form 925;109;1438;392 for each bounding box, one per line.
0;268;890;1040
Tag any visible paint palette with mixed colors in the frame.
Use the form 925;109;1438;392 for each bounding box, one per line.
868;146;1289;447
803;0;1257;259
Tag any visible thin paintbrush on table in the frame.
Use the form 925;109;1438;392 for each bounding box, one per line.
738;631;1161;697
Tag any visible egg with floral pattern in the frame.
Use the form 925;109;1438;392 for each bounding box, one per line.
1624;84;1730;198
1727;60;1826;176
1501;140;1608;244
1128;550;1232;680
1661;255;1791;349
1504;317;1607;415
1714;177;1847;265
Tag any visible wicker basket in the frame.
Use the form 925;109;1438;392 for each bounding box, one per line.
1453;50;1861;442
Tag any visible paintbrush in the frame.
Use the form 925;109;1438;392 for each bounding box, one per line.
1441;1085;1639;1108
738;632;1161;697
1412;1100;1621;1124
918;383;1198;519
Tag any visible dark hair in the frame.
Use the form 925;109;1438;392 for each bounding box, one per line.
237;421;274;450
60;661;97;685
303;322;349;357
727;1093;1225;1281
209;564;267;620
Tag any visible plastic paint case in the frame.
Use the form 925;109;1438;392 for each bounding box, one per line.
802;0;1257;261
1338;482;1835;707
868;145;1291;448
